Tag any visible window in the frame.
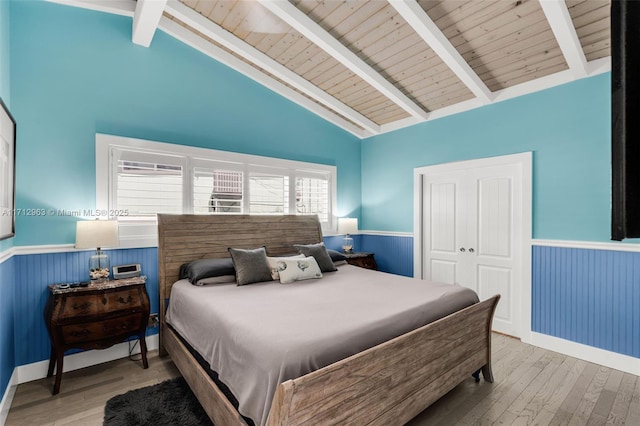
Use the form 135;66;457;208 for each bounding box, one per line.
117;160;183;216
249;174;289;214
96;134;336;246
296;176;329;222
193;168;243;214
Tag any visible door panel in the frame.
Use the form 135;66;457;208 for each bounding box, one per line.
422;172;466;286
477;265;512;325
477;177;512;258
430;259;457;284
467;164;521;337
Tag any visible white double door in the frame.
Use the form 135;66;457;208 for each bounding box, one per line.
417;154;530;338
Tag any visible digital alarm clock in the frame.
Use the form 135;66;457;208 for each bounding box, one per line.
112;263;141;280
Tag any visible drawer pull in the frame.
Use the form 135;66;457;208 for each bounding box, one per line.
72;302;91;310
118;296;133;305
118;296;134;304
69;329;90;337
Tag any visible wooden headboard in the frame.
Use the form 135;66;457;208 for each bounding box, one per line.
157;214;324;336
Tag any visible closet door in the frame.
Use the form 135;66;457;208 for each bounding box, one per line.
467;164;521;337
419;159;524;338
421;170;468;286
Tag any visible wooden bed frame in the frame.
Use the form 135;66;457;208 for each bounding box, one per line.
157;214;500;426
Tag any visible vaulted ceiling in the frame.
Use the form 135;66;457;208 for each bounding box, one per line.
51;0;611;138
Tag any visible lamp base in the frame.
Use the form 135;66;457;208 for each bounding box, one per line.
89;250;110;281
342;236;354;254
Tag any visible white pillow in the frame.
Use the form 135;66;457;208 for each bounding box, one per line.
267;254;305;280
278;256;323;284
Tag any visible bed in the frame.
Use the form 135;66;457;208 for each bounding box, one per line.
157;214;499;426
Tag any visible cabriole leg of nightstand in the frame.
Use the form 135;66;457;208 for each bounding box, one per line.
52;352;64;395
47;347;56;378
140;336;149;369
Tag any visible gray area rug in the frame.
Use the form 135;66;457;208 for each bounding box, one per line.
103;377;213;426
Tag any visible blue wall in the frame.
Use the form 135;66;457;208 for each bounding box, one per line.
0;0;13;254
0;0;9;105
533;246;640;358
0;0;14;400
10;0;361;246
0;256;15;401
362;74;617;244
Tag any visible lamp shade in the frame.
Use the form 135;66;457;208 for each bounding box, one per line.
338;218;358;235
75;220;119;249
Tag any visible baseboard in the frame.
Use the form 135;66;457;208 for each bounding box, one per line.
530;332;640;376
0;370;17;426
16;334;159;384
0;335;159;425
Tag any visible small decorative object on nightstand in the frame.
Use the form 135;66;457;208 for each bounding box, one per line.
343;252;377;270
44;276;150;395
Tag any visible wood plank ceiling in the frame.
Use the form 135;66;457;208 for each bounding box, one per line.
54;0;611;138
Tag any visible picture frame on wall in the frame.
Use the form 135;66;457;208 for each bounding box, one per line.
0;97;16;240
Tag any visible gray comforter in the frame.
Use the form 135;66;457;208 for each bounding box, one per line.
166;264;479;425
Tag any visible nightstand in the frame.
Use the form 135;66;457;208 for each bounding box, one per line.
343;252;377;270
44;276;150;395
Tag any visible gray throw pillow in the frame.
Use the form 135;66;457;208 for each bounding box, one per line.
179;258;235;285
293;243;337;273
228;247;273;286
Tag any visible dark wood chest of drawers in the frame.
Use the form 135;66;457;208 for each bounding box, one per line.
344;252;377;270
44;277;150;394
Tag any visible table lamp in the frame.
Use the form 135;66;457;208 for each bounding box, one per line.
338;218;358;254
75;219;119;280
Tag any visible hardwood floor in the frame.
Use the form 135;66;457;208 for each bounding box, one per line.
5;352;180;426
6;335;640;425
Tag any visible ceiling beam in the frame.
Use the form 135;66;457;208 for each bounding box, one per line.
158;17;368;138
388;0;493;104
258;0;428;121
539;0;588;78
132;0;167;47
165;0;379;134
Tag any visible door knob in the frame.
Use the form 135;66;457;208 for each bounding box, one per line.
469;248;475;253
459;247;466;252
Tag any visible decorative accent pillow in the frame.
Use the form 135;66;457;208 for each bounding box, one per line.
179;258;236;285
227;247;273;286
278;256;323;284
194;275;236;286
327;249;347;263
267;254;305;280
294;242;337;273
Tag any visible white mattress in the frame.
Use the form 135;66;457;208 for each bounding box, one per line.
166;264;479;425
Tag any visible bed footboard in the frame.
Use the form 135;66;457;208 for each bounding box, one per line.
267;295;500;426
163;323;248;426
